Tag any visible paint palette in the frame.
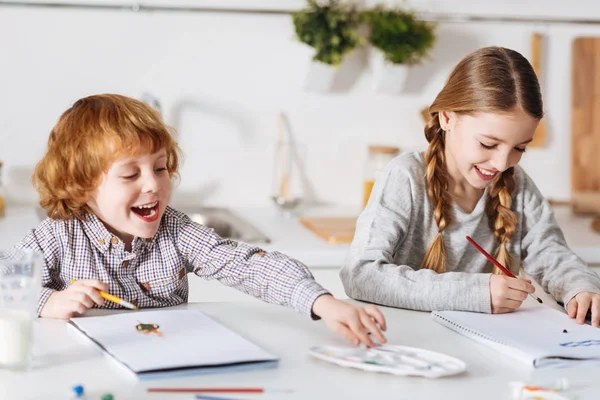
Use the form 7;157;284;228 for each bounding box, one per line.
309;344;466;378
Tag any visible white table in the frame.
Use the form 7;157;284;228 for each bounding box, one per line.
1;300;600;400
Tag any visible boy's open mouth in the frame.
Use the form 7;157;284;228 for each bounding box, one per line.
131;201;159;222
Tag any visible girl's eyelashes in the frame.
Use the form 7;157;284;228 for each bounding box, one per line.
479;142;497;150
155;167;168;173
121;173;138;180
479;142;527;153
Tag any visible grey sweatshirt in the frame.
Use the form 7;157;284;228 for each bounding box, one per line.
340;152;600;313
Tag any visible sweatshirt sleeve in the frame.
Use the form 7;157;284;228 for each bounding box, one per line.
340;159;492;313
519;173;600;306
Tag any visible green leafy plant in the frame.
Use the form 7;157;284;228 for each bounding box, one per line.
362;6;436;65
292;0;361;66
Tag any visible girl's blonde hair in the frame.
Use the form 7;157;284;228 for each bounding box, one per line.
33;93;182;220
421;47;543;274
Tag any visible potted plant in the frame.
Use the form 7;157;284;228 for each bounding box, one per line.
362;6;436;93
292;0;361;91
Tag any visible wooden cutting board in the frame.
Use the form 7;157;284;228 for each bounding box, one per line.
571;38;600;214
299;216;357;244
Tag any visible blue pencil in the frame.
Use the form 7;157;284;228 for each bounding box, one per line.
556;301;592;323
196;395;245;400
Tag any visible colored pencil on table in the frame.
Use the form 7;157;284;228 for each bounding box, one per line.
70;279;138;309
195;396;245;400
147;388;265;394
465;235;543;304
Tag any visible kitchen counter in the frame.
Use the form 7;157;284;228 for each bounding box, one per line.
1;204;600;268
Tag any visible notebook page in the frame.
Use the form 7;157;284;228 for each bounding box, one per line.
432;307;600;366
70;310;277;373
431;311;534;366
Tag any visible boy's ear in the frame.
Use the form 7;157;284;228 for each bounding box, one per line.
438;111;457;131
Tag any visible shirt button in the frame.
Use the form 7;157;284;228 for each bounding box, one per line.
110;237;119;244
122;260;129;268
98;239;105;245
257;251;266;257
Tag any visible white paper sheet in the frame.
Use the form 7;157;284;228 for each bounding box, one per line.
432;307;600;368
70;310;278;374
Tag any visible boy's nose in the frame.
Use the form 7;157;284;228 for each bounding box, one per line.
142;175;159;193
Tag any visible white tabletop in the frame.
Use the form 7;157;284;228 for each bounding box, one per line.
1;300;600;400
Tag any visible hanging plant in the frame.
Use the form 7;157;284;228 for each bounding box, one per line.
292;0;362;66
363;6;436;65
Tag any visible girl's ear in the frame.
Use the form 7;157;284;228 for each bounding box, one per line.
438;111;457;132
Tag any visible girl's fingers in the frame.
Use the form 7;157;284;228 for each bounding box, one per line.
360;313;386;344
576;296;592;325
495;307;516;314
506;288;528;302
591;297;600;328
364;306;387;331
567;299;578;318
500;298;523;310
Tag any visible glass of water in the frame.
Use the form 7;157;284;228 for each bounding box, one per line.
0;249;42;370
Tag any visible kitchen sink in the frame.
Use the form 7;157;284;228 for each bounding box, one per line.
35;206;270;244
177;206;271;244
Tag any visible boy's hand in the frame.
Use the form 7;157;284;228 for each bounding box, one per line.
490;275;535;314
40;279;109;319
311;295;387;348
567;292;600;327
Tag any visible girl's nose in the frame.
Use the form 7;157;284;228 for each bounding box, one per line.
492;153;511;172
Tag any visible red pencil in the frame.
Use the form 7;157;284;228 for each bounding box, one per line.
147;388;267;394
465;235;543;304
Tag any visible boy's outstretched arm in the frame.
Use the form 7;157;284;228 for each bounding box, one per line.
174;210;387;346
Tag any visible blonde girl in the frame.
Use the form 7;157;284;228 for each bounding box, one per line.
341;47;600;326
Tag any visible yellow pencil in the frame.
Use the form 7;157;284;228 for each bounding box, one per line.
70;280;138;310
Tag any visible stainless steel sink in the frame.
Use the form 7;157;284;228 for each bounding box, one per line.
178;206;270;244
35;206;270;244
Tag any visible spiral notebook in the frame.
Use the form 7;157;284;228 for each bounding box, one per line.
69;310;279;379
432;307;600;369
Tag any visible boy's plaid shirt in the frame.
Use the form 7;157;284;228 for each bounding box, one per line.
15;206;329;317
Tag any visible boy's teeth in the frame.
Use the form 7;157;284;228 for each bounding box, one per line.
136;202;157;209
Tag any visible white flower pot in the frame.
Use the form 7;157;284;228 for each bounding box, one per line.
370;50;410;94
304;60;338;92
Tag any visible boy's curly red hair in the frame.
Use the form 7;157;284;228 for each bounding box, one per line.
33;94;181;220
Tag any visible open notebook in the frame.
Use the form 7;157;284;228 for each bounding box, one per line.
69;310;278;379
432;307;600;369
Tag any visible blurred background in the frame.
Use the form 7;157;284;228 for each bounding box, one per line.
1;0;600;299
2;0;599;207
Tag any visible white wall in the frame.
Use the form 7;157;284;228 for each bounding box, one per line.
1;4;599;208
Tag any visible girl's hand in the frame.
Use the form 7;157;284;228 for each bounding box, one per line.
40;279;109;319
566;292;600;327
489;275;536;314
311;295;387;347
